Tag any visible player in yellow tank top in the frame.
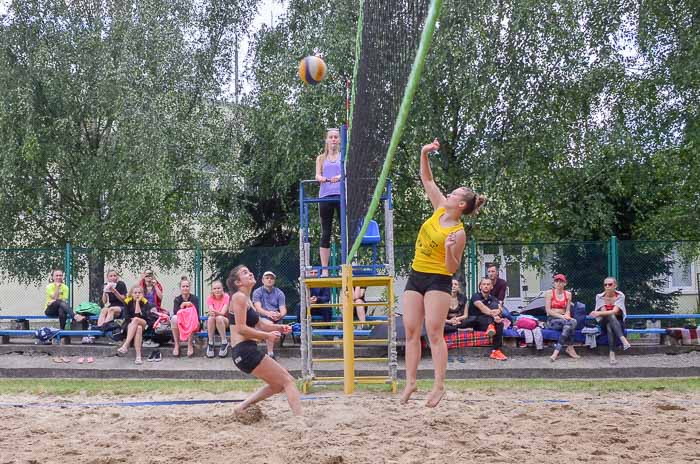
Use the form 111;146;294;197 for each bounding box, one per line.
412;207;465;275
401;139;486;408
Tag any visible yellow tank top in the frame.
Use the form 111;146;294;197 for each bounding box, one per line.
411;207;464;275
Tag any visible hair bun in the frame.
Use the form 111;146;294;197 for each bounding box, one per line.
472;194;487;215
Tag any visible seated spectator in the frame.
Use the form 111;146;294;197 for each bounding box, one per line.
353;286;368;324
299;267;331;322
171;277;200;358
487;263;508;305
546;274;580;362
117;286;156;364
444;279;467;334
591;277;631;364
95;269;127;328
44;269;73;330
139;269;164;311
253;270;287;360
205;280;230;358
451;278;507;360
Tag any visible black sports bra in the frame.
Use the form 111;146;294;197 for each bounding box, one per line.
230;304;259;328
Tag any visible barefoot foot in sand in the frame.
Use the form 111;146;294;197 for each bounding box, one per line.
400;383;417;405
425;387;446;408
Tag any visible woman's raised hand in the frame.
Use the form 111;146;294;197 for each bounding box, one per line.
421;138;440;154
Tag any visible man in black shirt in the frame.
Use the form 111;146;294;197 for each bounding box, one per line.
487;264;508;306
458;278;508;360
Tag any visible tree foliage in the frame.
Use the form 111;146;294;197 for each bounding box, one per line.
240;0;698;246
1;0;698;306
0;0;259;298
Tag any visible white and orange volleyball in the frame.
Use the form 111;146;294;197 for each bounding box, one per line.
298;55;327;85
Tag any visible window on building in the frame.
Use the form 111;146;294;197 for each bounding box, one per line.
669;251;693;289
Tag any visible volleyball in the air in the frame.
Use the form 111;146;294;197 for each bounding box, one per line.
299;55;327;85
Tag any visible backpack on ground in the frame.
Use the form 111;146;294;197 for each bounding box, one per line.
35;327;60;343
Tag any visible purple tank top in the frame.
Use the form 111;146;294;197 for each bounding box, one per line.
318;157;341;197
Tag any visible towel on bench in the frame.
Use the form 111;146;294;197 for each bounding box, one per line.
666;327;700;345
445;330;492;349
176;306;200;341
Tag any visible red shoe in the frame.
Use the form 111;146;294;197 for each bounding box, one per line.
485;324;496;338
489;349;508;361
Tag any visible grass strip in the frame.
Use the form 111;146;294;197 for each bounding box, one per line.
0;377;698;397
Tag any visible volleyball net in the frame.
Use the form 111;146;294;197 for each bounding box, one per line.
345;0;443;263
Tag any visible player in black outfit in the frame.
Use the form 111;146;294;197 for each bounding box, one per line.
226;265;302;416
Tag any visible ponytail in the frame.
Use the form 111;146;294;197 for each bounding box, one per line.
459;188;487;216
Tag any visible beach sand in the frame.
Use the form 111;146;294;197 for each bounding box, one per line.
1;389;698;463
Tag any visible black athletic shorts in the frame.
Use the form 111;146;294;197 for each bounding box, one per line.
404;269;452;295
231;340;265;374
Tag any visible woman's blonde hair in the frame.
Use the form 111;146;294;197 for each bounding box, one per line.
210;280;224;294
458;188;488;216
317;128;340;165
128;285;144;298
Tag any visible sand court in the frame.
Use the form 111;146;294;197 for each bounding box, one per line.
1;389;698;464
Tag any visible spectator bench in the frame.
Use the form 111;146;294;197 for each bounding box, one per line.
0;315;104;344
0;313;384;346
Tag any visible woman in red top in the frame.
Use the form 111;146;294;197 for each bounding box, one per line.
545;274;579;362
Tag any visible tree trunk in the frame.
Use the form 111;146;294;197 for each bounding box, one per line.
88;252;105;304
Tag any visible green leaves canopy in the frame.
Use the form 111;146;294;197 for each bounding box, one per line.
241;0;699;246
0;0;258;293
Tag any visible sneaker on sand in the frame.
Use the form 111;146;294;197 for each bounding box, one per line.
489;349;508;361
485;324;496;338
218;342;229;358
206;345;215;358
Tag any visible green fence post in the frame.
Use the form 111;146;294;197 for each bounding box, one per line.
331;242;337;277
194;246;203;316
330;243;339;315
64;242;73;309
607;235;619;281
468;237;478;296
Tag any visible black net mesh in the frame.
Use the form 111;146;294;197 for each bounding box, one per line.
346;0;430;248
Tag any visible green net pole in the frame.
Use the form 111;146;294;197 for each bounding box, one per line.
346;0;443;263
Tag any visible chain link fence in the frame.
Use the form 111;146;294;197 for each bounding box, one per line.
70;247;197;314
1;239;698;320
618;241;699;314
0;247;66;313
470;241;609;311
